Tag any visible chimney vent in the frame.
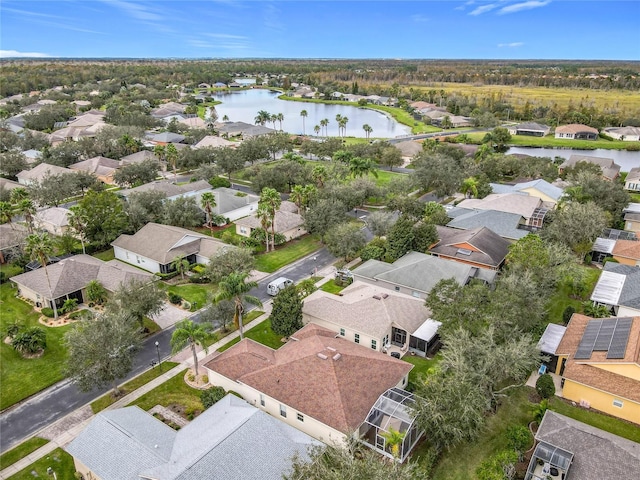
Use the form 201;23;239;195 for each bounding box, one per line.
317;353;328;360
332;353;342;361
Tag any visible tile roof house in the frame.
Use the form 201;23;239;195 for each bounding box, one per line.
489;179;564;208
612;239;640;266
11;254;153;311
69;156;121;184
0;223;28;263
445;207;530;241
555;123;599;140
352;250;496;301
112;223;229;274
603;126;640;142
457;193;547;228
16;163;75;186
66;395;318;480
525;410;640;480
34;206;71;235
507;122;551;137
554;314;640;424
559;154;621;181
303;281;440;357
204;323;412;446
590;262;640;316
235;201;306;241
431;225;510;270
193;135;236;149
624;167;640;192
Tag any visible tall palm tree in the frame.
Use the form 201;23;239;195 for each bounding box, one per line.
170;320;211;375
255;204;272;252
289;185;305;214
339;116;349;137
362;124;373;140
214;272;262;340
276;113;284;131
200;192;217;236
222;114;229;122
259;187;281;251
312;165;327;188
153;144;166;162
270;114;278;131
349;157;377;179
313;124;321;136
335;114;343;136
165;143;179;180
254;110;270;126
10;187;29;204
25;232;57;318
171;255;190;280
320;118;329;137
0;201;15;229
18;199;36;233
67;206;87;254
300;109;308;135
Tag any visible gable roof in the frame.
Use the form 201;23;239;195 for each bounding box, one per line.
457;193;542;219
534;411;640;480
119;179;211;200
513;122;550;132
431;225;510;269
35;206;70;228
16;163;74;182
303;281;431;339
590;262;640;309
148;132;186;144
446;207;530;240
211;187;259;215
205;324;412;433
112;223;228;265
194;135;236;149
120;150;157;165
11;254;153;299
489;179;564;203
69;156;120;176
613;239;640;261
235;201;304;233
626;167;640;184
0;223;28;250
556;123;599;134
561;154;621;180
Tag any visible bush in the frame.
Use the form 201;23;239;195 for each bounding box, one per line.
191;264;206;274
505;425;532;456
562;305;576;325
201;386;226;409
626;143;640;151
476;450;518;480
602;257;619;265
208;177;231;189
536;373;556;399
168;293;183;305
12;326;47;354
155;270;179;280
68;310;93;320
41;307;55;318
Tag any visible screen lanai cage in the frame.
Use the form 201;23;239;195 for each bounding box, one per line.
358;388;423;462
524;441;573;480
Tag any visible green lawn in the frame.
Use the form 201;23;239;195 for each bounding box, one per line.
0;283;71;410
466;132;631;151
368;169;404;187
217;317;283;352
159;282;217;311
254;234;323;273
92;247;115;262
403;354;441;392
546;265;601;324
320;280;347;295
0;437;49;470
90;361;179;413
127;369;203;417
629;192;640;203
6;448;76;480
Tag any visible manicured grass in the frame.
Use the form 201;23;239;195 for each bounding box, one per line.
367;169;404;187
90;361;179;413
6;448;76;480
159;282;217;310
546;265;600;324
466;132;631;151
0;283;70;410
364;104;441;134
403;354;441;392
142;316;162;335
217;317;283;352
548;397;640;443
254;234;322;273
629;192;640;203
127;368;203;416
320;280;347;295
92;247;115;261
0;263;23;278
0;437;49;470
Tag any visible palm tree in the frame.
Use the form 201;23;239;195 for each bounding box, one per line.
170;320;211;375
381;427;406;459
10;187;29;204
362;124;373;140
335;114;343;136
153;144;166;163
254;110;270;126
67;206;88;254
320;118;329;136
25;232;57;318
255;204;272;252
165;143;179;180
171;255;190;280
260;187;282;251
270;114;278;131
313;124;320;136
312;165;328;188
289;185;305;214
276;113;284;131
339;116;349;137
349;157;377;179
0;201;14;229
214;272;262;340
461;177;479;198
18;199;36;233
300;109;308;135
200;192;217;236
222;114;229;122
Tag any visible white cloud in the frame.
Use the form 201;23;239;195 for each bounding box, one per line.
0;50;51;58
204;33;249;40
412;14;429;22
497;42;524;47
103;0;162;22
469;3;500;16
498;0;551;14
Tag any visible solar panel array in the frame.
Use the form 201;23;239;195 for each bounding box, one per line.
574;318;633;360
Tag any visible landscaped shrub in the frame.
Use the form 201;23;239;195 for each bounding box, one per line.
536;373;556;399
602;257;619;265
11;326;47;354
190;264;206;274
61;298;78;314
562;306;576;325
476;450;518;480
505;425;532;459
208;177;231;189
41;307;55;318
155;271;179;280
201;386;226;409
68;310;93;320
168;293;183;305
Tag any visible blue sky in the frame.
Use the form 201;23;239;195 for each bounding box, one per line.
1;1;638;60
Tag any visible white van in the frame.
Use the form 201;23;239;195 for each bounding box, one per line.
266;277;293;296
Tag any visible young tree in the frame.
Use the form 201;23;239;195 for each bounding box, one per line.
270;285;303;337
324;222;366;261
171;255;190;280
25;232;58;318
110;279;165;330
67;205;88;254
199;299;235;332
64;310;141;396
214;272;262;340
165;143;179;179
205;247;255;283
170;320;212;376
289;184;305;214
423;201;450;226
386;215;415;261
255;204;272;252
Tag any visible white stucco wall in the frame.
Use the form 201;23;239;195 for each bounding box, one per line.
113;246;160;274
351;275;426;299
302;314;385;352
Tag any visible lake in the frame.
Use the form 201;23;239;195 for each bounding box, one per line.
211;89;411;138
506;147;640;173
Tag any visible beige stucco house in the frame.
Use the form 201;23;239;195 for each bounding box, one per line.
235;201;306;241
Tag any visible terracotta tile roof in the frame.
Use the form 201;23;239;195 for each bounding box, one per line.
563;362;640;403
613;239;640;261
204;324;412;433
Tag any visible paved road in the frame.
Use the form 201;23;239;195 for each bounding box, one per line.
0;247;335;452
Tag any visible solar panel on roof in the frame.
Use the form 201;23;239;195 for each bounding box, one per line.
594;319;616;350
607;317;633;359
574;320;602;359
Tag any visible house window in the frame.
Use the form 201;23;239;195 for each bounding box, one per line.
354;333;360;344
260;394;265;407
340;328;345;336
280;404;287;417
613;399;624;408
297;413;304;422
412;291;420;298
395;286;400;291
371;340;377;350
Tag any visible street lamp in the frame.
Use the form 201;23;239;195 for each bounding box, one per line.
155;341;162;372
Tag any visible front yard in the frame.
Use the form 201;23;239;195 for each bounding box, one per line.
254;234;323;273
158;282;217;311
216;316;282;352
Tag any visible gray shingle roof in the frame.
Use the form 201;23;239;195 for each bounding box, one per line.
432;225;509;269
211;187;259;215
235;201;304;233
0;223;28;250
457;193;542;219
149;132;186;143
16;163;74;182
119;179;211;200
446;208;530;241
600;262;640;309
489;179;564;203
120;150;157;165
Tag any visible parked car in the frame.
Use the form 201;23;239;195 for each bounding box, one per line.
266;277;294;296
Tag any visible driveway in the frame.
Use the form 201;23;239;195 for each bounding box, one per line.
151;302;191;329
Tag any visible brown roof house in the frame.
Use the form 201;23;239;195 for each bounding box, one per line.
554;314;640;424
11;254;153;311
555;123;599;140
625;167;640;192
112;223;229;274
119;150;158;166
69;156;121;184
302;281;441;358
430;225;510;270
235;201;306;241
559;154;621;181
612;239;640;266
204;323;413;448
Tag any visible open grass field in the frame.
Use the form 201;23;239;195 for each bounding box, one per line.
128;368;203;415
217;317;283;352
466;132;632;150
6;448;76;480
0;437;49;470
254;234;322;273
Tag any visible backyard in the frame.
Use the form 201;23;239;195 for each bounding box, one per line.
546;265;601;325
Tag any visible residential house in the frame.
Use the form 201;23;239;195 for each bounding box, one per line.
554;314;640;425
0;177;22;193
625;167;640;192
457;192;547;228
235;201;306;241
120;150;158;166
625;212;640;234
21;149;42;164
445;207;530;241
612;239;640;266
303;281;440;357
603;126;640;142
590;262;640;316
430;225;510;270
150;102;185;119
16;163;74;186
409;101;438;111
352;250;496;301
112;222;228;274
118;179;212;202
69;156;120;184
34;207;71;235
213;82;227;88
193;135;236;149
525;410;640;480
489;179;564;208
146;132;186;145
0;223;28;263
204;323;413;447
49;113;106;145
536;323;567;373
591;237;616;264
210;187;259;222
393;140;422;159
11;254;153;310
217;121;275;138
559;154;621;181
507;122;551;137
555;124;599;140
177;115;206;129
66;395;319;480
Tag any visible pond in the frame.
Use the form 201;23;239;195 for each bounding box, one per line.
506;146;639;172
211;89;411;138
